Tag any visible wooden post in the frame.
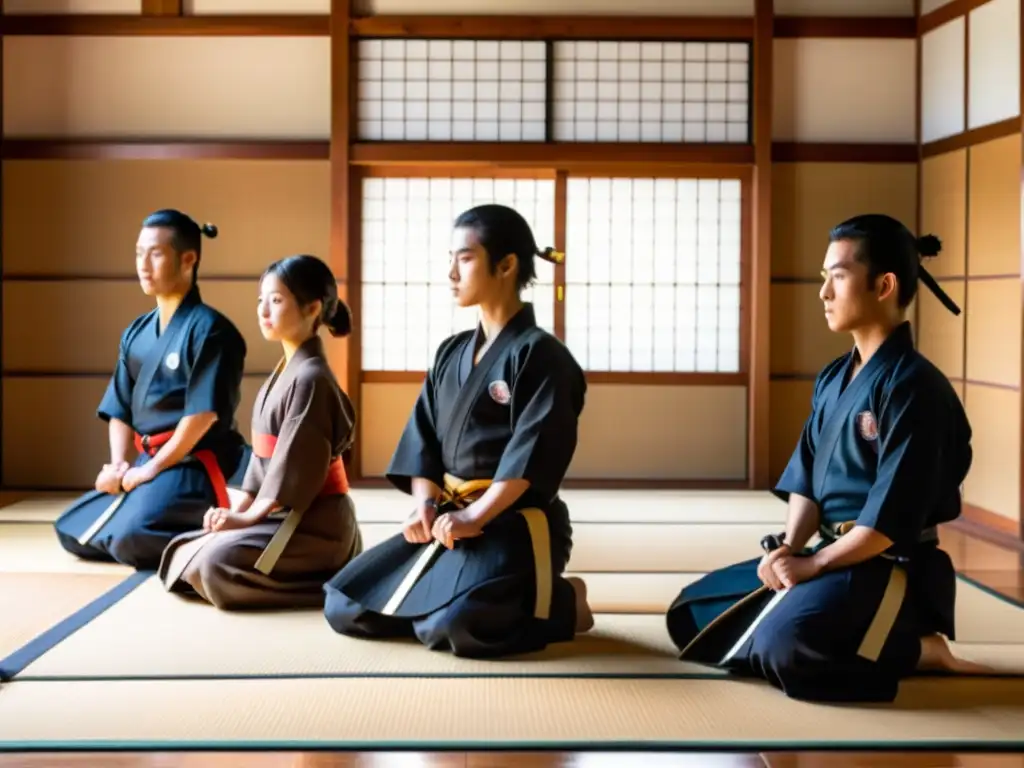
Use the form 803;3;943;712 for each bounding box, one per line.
141;0;183;16
331;0;360;480
749;0;773;489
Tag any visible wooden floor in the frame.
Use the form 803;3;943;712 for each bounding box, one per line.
2;523;1021;768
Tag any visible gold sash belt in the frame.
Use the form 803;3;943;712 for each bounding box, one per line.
380;474;552;620
716;520;908;665
821;520;908;662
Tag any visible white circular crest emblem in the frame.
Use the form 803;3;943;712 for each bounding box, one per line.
488;380;511;405
856;410;878;442
165;352;180;371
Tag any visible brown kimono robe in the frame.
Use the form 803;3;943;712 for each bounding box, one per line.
158;335;362;609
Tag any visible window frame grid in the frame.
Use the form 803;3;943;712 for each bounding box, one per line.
357;164;750;387
353;36;754;148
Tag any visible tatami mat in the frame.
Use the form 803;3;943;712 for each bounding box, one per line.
0;524;133;575
0;489;789;525
15;574;1024;681
1;676;1022;750
0;572;126;662
2;491;1023;752
2;518;782;577
0;520;781;575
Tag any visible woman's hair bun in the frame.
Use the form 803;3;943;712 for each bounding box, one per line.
325;299;352;338
200;223;218;239
916;233;941;258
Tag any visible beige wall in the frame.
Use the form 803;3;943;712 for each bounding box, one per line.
918;136;1022;524
360;382;749;481
0;0;917;15
768;34;919;483
916;0;1022;527
0;2;936;490
1;159;331;487
768;162;918;482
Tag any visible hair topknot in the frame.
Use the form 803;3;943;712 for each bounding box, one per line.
200;223;218;239
917;234;942;259
536;247;565;264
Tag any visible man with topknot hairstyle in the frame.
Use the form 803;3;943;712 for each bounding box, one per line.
54;209;250;571
666;213;990;703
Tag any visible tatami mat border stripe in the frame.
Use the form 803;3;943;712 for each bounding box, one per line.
955;572;1024;610
0;570;152;682
11;670;731;682
2;738;1024;753
13;667;1023;683
5;573;1021;684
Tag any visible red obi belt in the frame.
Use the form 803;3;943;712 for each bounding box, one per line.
134;431;230;509
252;432;350;496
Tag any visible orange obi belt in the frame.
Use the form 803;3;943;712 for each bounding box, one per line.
252;432;350;496
134;431;230;509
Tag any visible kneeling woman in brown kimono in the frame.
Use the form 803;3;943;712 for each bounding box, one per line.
158;255;362;610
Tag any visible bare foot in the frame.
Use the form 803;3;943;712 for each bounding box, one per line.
566;576;594;633
917;633;996;675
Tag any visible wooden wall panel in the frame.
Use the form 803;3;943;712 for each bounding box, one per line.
2;281;282;375
2;160;330;278
3;0;141;12
772;163;918;278
360;382;750;481
3;37;330;139
967;135;1022;277
770;283;850;376
185;0;329;11
2;375;263;488
772;40;916;143
916;10;1023;532
921;17;966;143
963;383;1021;522
2;283;151;374
769;161;918;486
916;280;966;381
769;379;813;482
919;150;967;278
965;278;1022;387
967;0;1021;130
775;0;914;14
3;377;109;489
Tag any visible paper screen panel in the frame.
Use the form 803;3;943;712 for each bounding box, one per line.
361;177;555;371
564;177;742;373
357;39;547;142
552;41;750;144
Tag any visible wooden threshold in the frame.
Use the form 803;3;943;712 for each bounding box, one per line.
350;142;755;168
774;16;916;38
1;140;329;161
0;14;329;35
772;142;918;163
349;15;753;40
0;13;923;40
1;140;932;166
